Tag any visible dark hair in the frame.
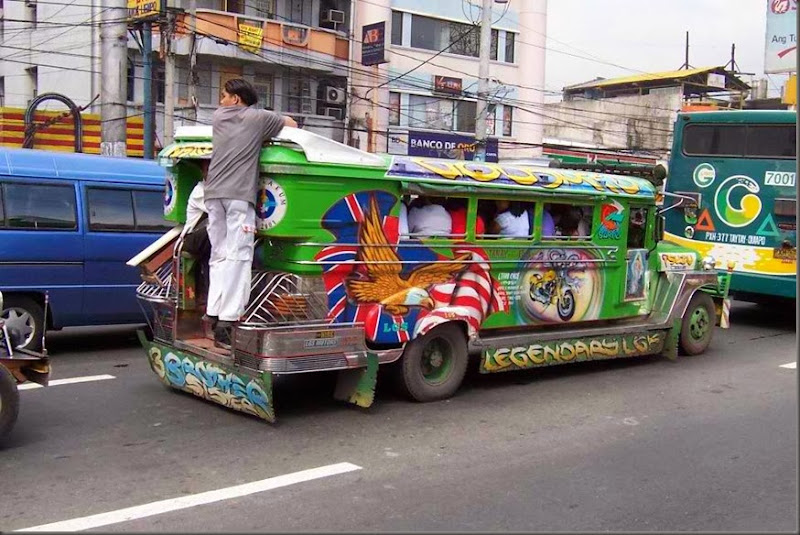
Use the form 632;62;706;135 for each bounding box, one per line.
559;208;582;233
224;78;258;106
508;201;526;218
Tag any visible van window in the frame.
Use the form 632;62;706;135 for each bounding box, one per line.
133;190;171;231
2;182;77;230
87;188;135;231
543;203;594;239
477;199;535;239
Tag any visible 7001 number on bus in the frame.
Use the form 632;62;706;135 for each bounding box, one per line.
764;172;796;187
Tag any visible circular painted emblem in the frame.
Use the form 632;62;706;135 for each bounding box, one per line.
692;163;716;188
164;174;177;215
714;175;762;228
256;177;287;231
684;225;695;239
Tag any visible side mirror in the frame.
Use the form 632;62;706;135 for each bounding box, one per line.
655;215;665;242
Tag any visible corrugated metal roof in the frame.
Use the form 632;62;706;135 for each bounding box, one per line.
565;66;743;91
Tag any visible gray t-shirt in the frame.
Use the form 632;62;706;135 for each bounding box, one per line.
205;106;285;204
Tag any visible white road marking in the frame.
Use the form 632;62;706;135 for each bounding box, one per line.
17;462;362;532
779;362;796;369
17;374;116;391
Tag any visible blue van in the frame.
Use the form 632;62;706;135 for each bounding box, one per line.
0;148;169;350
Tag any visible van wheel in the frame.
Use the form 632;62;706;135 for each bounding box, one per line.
1;296;44;352
400;323;468;402
0;364;20;445
679;291;715;356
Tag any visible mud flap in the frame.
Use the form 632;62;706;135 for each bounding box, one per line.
713;296;731;329
333;352;379;408
660;318;681;361
137;330;276;423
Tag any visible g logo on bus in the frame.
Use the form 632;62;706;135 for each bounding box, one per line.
257;177;287;231
692;163;716;188
714;175;762;228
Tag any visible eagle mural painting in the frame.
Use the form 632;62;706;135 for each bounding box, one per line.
346;196;472;316
314;191;509;345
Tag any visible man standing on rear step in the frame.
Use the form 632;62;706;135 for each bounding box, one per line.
205;78;297;349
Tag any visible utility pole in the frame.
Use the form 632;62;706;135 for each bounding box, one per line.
187;0;198;123
100;0;128;157
163;7;175;145
143;21;154;159
474;0;493;162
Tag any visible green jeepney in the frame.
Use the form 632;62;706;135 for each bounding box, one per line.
132;126;731;423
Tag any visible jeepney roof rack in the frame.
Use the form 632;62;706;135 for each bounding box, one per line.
173;125;387;168
549;160;668;187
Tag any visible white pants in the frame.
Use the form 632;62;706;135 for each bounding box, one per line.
206;199;255;322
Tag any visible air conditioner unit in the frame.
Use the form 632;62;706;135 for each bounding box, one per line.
322;9;346;25
324;107;344;120
324;86;346;104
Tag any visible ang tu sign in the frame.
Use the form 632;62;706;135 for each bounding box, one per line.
765;0;797;73
361;21;387;66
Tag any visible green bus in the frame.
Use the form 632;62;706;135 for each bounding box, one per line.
130;126;729;423
663;110;796;302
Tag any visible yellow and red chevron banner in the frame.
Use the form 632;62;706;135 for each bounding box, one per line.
0;107;144;157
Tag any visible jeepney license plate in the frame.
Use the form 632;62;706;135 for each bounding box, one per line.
773;247;796;261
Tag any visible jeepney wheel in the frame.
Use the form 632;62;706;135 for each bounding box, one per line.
679;291;716;356
400;323;468;402
557;289;576;322
1;296;43;352
0;364;20;445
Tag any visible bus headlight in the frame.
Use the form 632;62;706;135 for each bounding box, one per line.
701;255;716;270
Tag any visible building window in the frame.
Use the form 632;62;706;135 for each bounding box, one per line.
455;100;476;133
391;10;403;46
408;94;453;130
284;75;314;114
0;76;5;107
154;65;165;104
408;14;499;59
26;66;37;100
505;32;516;63
503;106;513;136
486;103;496;135
253;75;273;109
389;91;401;126
287;0;311;26
490;29;499;61
127;61;136;102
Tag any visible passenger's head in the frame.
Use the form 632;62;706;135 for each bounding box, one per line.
220;78;258;107
495;199;510;212
559;208;582;235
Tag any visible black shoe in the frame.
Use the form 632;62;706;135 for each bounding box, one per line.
213;322;232;349
203;314;218;331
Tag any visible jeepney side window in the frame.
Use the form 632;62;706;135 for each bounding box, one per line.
406;195;457;239
476;198;535;239
542;202;594;240
628;206;648;249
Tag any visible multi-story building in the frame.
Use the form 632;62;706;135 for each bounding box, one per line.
0;0;546;158
350;0;547;159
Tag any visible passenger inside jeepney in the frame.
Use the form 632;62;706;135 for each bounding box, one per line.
407;196;452;237
544;203;593;239
446;197;485;237
490;199;530;238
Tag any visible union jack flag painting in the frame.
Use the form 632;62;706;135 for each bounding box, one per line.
314;191;509;344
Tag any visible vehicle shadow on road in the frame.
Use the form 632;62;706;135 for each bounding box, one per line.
45;325;144;355
729;300;796;330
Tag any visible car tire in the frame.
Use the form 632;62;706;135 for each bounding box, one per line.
679;291;716;356
1;296;44;352
399;323;468;402
0;364;20;445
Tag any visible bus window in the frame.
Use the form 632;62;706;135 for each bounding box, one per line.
543;203;594;240
683;124;746;157
477;199;535;239
746;125;796;159
628;207;648;249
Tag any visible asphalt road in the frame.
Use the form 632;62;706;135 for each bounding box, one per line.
1;301;796;532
